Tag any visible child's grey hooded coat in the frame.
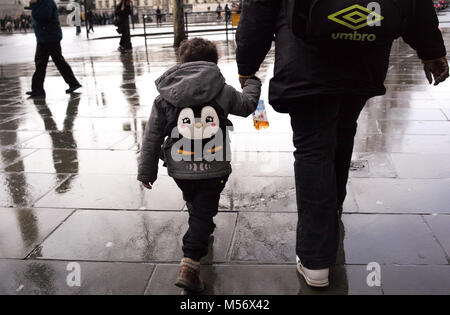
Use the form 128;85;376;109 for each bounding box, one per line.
138;61;262;184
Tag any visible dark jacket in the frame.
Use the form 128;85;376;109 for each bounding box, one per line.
30;0;62;44
115;2;132;17
138;61;261;183
236;0;447;112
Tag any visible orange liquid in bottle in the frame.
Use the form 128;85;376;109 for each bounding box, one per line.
253;119;269;130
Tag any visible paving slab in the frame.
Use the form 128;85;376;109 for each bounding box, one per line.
33;210;236;263
230;212;297;263
360;108;448;121
0;131;44;147
350;152;397;178
0;172;69;207
0;208;73;259
0;149;37;170
424;215;450;259
18;131;130;150
220;174;358;213
390;153;450;179
341;214;448;265
443;109;450;120
0;259;154;295
145;264;382;295
381;266;450;295
354;134;450;153
35;174;184;210
230;152;396;179
377;121;450;135
351;178;450;214
4;149;161;176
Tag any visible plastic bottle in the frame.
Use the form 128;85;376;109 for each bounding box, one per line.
253;100;269;130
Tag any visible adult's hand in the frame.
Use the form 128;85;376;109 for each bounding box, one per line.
423;57;449;86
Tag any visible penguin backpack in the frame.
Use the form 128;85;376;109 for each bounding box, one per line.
162;101;233;175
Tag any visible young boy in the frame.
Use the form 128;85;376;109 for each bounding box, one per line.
138;38;261;292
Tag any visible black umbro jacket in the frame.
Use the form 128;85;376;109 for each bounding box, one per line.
236;0;447;112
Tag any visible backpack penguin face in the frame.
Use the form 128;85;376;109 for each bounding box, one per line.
177;106;220;140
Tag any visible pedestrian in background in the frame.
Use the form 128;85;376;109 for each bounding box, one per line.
115;0;132;54
27;0;82;97
6;20;12;32
87;9;94;33
224;4;231;23
216;4;222;20
156;6;162;27
236;0;448;288
19;13;27;32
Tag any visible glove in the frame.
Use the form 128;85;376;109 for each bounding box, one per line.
423;57;449;86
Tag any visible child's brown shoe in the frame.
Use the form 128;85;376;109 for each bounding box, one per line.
174;258;205;293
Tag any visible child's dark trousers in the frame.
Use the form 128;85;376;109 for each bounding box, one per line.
174;176;229;261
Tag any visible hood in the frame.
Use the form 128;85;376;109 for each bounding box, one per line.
155;61;226;107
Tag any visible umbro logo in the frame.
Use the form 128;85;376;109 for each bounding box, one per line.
328;4;384;30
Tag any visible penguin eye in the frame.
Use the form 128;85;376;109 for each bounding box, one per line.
182;118;191;124
205;116;214;123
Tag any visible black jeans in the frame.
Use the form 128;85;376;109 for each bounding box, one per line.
31;42;79;93
289;94;367;270
175;176;228;261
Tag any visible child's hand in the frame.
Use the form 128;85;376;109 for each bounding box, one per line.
141;182;153;190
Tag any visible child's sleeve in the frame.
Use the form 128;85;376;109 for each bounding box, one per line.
226;77;262;117
137;97;167;184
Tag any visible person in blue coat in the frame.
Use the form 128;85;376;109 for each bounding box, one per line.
27;0;81;97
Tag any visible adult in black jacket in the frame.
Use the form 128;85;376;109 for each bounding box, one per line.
116;0;132;53
27;0;81;97
236;0;448;287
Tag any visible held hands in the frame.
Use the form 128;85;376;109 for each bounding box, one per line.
423;57;449;86
141;182;153;190
239;74;258;89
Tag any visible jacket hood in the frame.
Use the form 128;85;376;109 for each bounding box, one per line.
155;61;225;107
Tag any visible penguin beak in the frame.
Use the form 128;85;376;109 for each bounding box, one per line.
195;122;202;128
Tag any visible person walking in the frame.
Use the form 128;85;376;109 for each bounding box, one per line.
138;38;261;292
224;4;231;23
73;0;81;36
115;0;132;54
236;0;448;287
19;13;27;32
26;0;82;98
216;4;222;20
87;9;94;33
156;6;162;27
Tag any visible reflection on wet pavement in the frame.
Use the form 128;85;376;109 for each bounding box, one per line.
1;28;450;294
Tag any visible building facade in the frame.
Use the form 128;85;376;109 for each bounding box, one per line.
94;0;231;13
0;0;26;16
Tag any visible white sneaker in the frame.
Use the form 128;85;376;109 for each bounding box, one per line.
296;256;330;287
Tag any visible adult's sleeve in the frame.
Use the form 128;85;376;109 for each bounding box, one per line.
137;97;167;184
402;0;447;60
235;0;281;76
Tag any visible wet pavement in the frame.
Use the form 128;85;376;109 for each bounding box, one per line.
1;21;450;295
